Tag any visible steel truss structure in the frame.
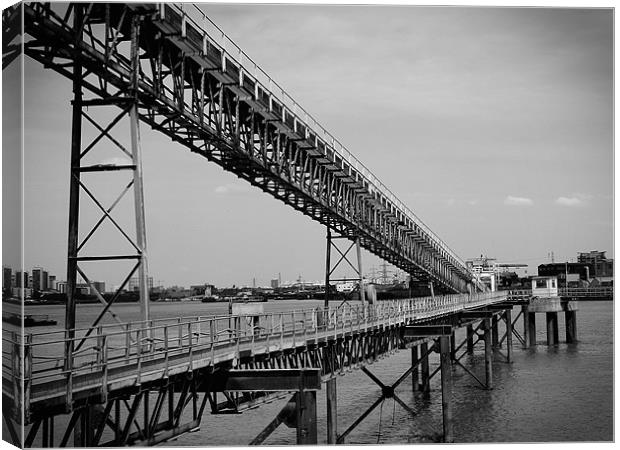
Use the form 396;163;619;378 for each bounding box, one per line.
1;2;510;446
5;2;482;295
324;228;366;307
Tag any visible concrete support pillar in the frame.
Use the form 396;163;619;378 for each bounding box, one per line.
491;315;499;348
466;324;474;354
522;305;530;349
411;346;419;392
296;391;317;444
326;378;337;444
505;309;512;363
420;342;430;395
439;336;453;443
565;311;577;344
527;312;537;347
546;312;559;346
483;318;493;390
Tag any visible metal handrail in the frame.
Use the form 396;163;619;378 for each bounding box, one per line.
4;292;507;398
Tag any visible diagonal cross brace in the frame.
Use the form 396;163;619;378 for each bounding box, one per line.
337;358;434;443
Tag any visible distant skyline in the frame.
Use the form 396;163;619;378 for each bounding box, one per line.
3;4;614;289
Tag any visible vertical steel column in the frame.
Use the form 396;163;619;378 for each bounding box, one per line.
355;236;365;304
326;378;337;444
522;305;530;349
296;391;317;444
483;318;492;389
439;336;453;443
74;409;84;446
420;342;430;395
64;3;84;377
84;406;94;446
411;345;419;392
546;312;558;346
491;315;499;348
505;310;512;363
466;324;474;353
129;14;151;333
527;312;537;347
565;310;577;343
324;227;331;311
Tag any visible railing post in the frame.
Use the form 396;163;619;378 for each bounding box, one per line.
101;335;108;403
164;325;170;377
280;314;284;350
125;323;131;359
65;329;73;412
315;309;319;342
11;332;20;417
303;311;307;344
24;334;32;420
210;319;216;364
97;325;103;367
177;317;183;348
136;328;142;385
188;322;194;370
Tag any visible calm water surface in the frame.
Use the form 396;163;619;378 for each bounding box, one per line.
16;300;614;445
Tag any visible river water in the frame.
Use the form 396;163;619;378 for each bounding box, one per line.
12;299;614;445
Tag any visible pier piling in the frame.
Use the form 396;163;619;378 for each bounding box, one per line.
522;305;530;348
527;312;537;347
450;332;456;361
326;378;337;444
484;318;493;389
491;316;499;348
439;336;453;443
411;346;419;392
296;391;317;444
546;312;559;346
420;342;430;394
505;310;513;363
466;324;474;354
565;310;578;343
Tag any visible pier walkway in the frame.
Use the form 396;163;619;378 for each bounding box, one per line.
3;292;508;446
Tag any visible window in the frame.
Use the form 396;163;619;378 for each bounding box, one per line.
551;280;556;288
535;279;546;289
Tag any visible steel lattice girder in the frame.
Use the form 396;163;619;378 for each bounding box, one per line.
10;2;478;293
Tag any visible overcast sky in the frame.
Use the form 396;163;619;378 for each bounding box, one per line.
3;4;613;288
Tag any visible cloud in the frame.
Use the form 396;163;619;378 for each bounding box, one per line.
214;183;251;195
504;196;533;206
555;194;591;207
468;199;479;206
